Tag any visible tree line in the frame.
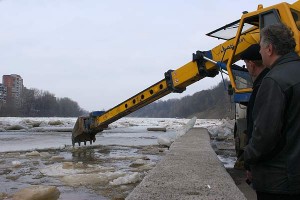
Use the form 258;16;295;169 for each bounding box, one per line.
0;80;234;118
129;80;235;119
0;87;87;117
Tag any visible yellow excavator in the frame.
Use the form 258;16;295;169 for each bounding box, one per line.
72;1;300;160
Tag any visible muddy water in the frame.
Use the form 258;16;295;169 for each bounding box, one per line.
0;144;166;200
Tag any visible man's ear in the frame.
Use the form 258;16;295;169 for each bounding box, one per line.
249;61;255;68
249;61;258;73
267;44;273;56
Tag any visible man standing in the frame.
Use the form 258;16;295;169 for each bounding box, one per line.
240;44;269;182
240;44;269;142
244;23;300;199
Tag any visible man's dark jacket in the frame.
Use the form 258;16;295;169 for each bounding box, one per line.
244;52;300;194
246;68;270;141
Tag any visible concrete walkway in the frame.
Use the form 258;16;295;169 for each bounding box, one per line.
126;128;247;200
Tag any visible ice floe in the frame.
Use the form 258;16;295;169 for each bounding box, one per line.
109;172;141;185
13;185;60;200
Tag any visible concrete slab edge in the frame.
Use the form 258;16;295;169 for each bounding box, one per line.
126;128;246;200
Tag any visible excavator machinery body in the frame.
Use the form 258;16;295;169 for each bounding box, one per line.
72;1;300;164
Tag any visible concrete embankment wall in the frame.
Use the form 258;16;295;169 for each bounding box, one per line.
126;128;246;200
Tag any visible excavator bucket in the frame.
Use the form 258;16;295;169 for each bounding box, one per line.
72;116;98;147
72;111;106;147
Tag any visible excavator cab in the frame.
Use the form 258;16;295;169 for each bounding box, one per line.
226;2;300;93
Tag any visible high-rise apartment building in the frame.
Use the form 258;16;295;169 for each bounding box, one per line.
2;74;23;107
0;83;7;104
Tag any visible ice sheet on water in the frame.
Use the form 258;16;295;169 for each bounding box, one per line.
13;185;60;200
217;155;237;168
157;117;197;147
0;117;76;132
0;117;230;133
41;162;115;177
31;127;73;132
109;172;141;185
32;152;149;190
61;171;128;187
206;119;234;137
12;160;22;168
0;117;234;152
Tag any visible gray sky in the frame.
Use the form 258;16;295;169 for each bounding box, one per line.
0;0;295;111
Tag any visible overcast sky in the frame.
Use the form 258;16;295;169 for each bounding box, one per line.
0;0;295;111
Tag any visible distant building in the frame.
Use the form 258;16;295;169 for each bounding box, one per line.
2;74;23;107
0;83;7;104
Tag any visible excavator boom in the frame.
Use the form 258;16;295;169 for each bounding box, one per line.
72;1;300;147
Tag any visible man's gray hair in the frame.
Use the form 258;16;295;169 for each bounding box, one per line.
261;23;296;55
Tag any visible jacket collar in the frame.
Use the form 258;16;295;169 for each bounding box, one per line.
253;68;270;88
270;52;300;69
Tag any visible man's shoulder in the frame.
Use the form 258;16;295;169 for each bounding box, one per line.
265;59;300;90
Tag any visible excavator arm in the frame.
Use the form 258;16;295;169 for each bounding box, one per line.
72;1;300;146
72;37;254;146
